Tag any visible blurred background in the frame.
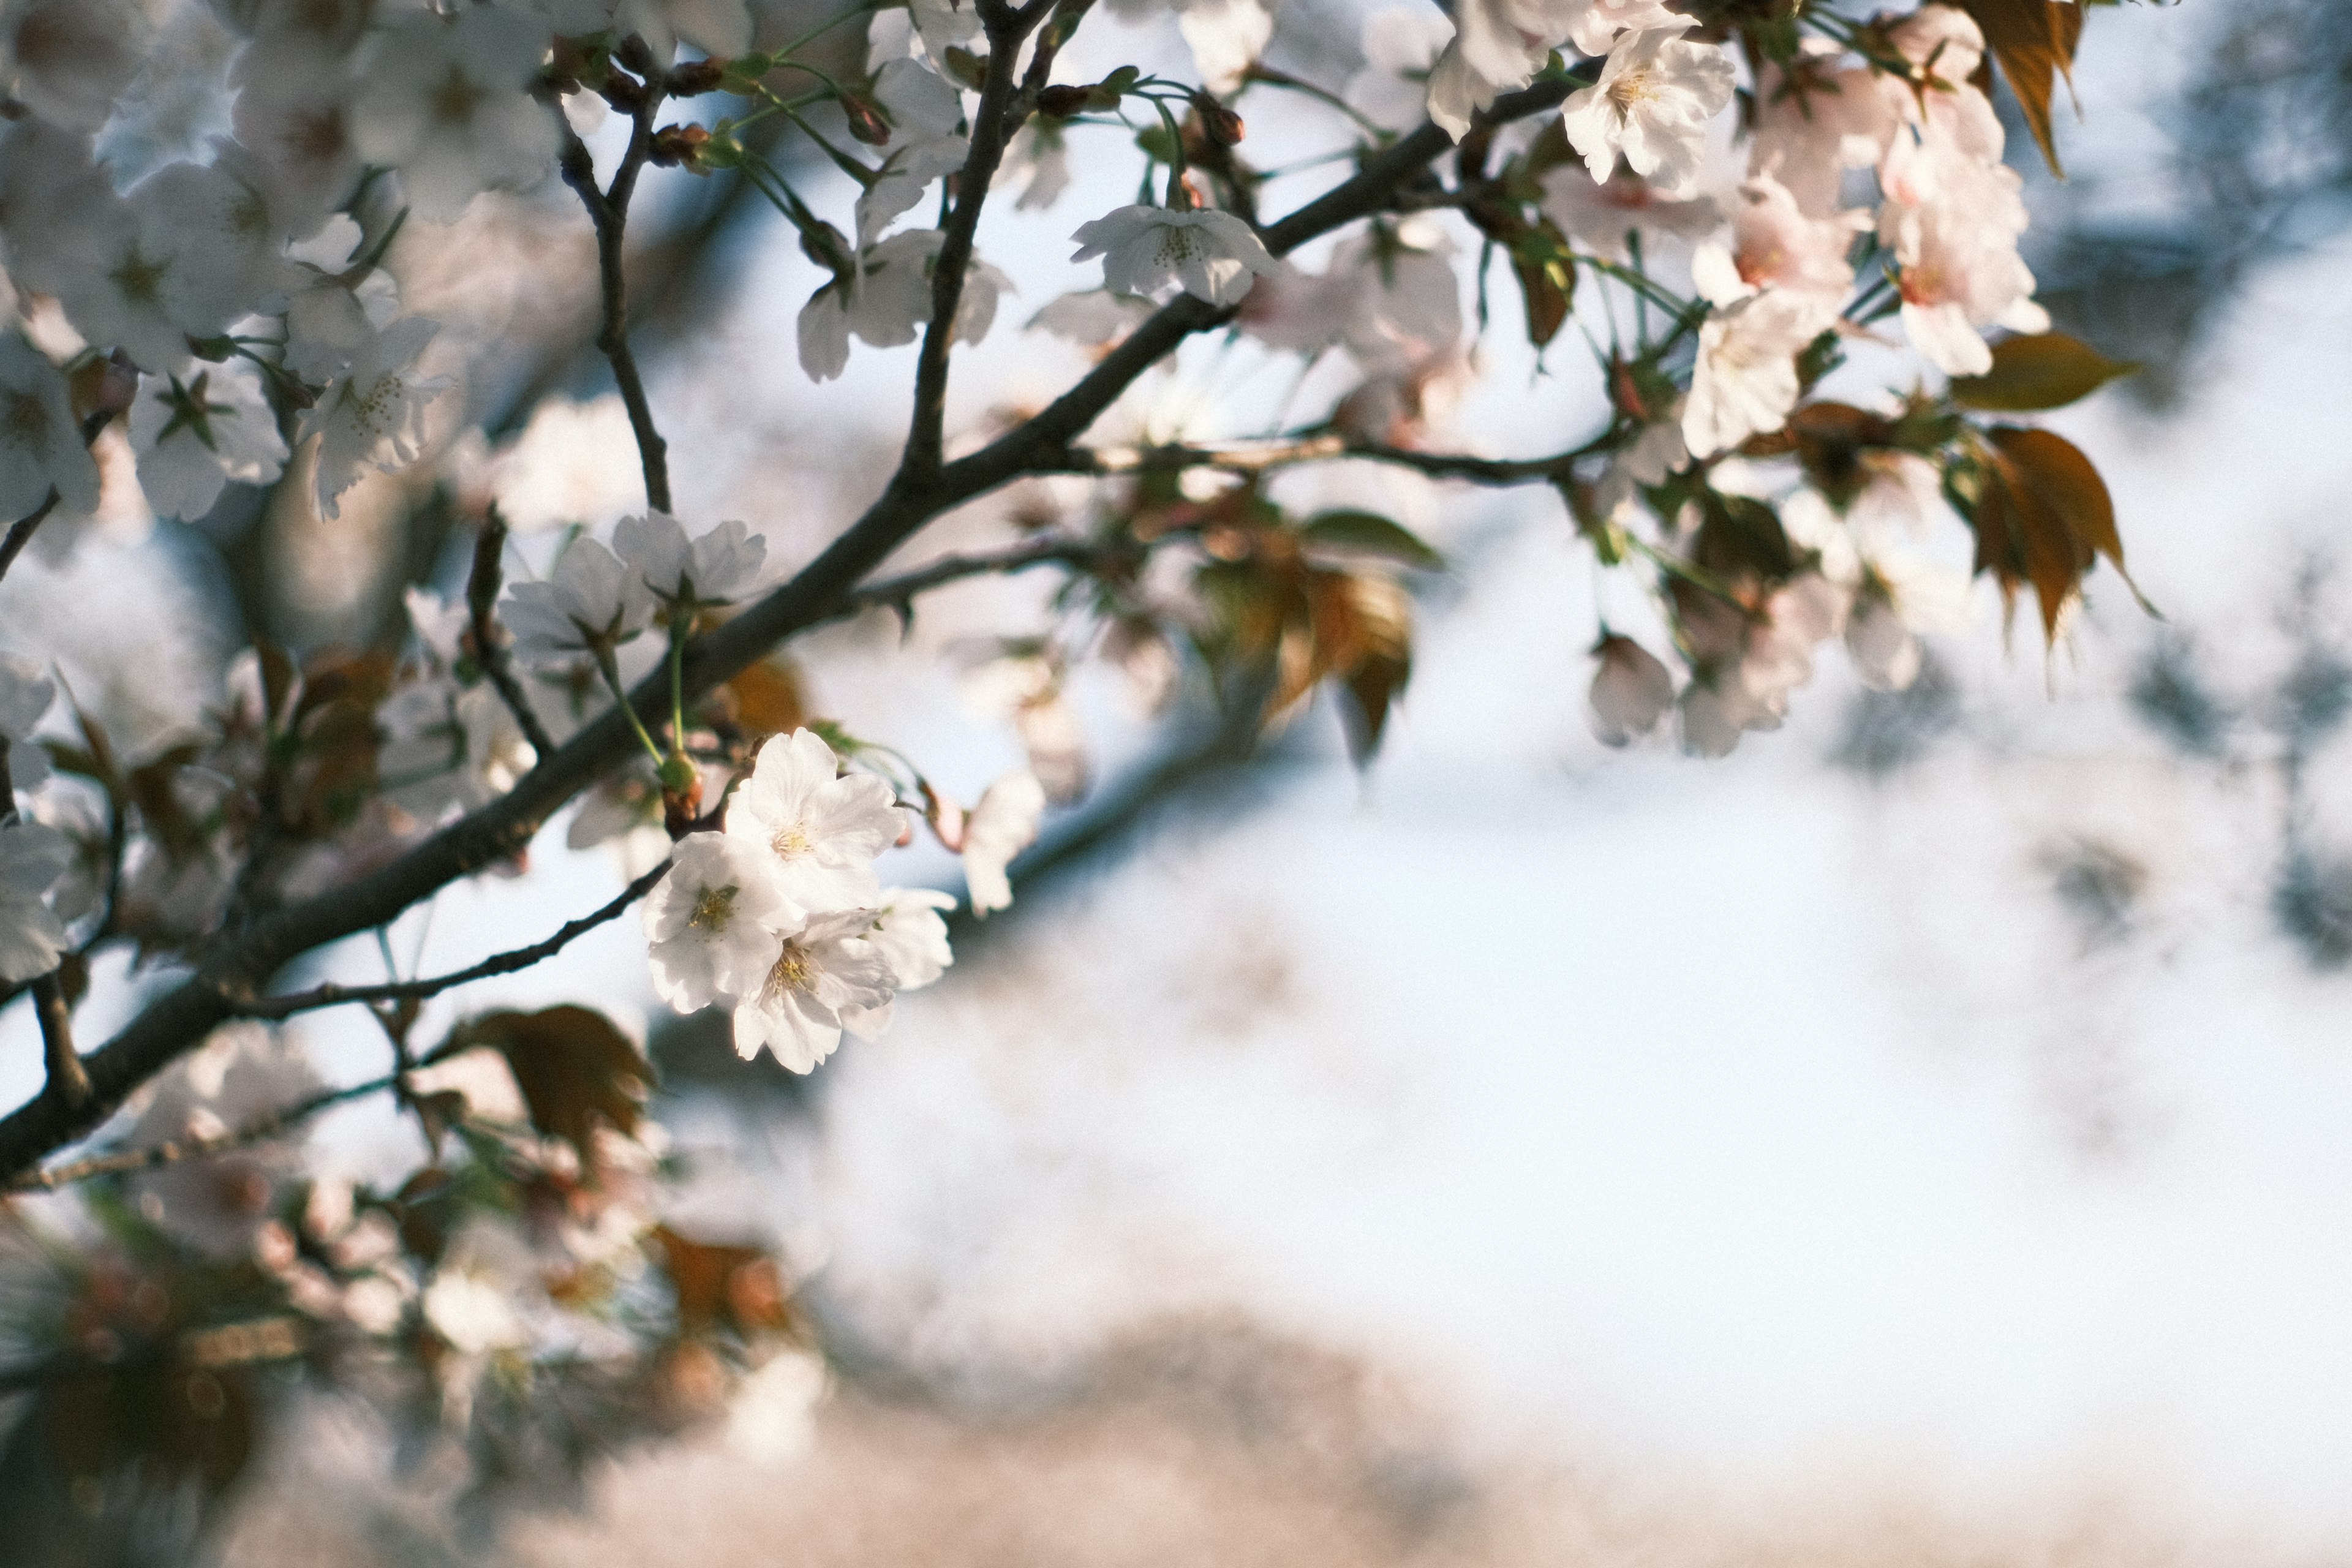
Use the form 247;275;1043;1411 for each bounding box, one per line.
10;0;2352;1562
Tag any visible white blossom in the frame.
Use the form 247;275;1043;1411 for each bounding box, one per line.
731;907;897;1072
723;728;906;913
1028;289;1155;349
1747;45;1900;218
0;0;148;132
350;4;560;222
1588;632;1674;746
300;315;450;519
609;0;755;64
643;831;802;1012
862;888;956;990
961;767;1044;916
1070;205;1280;308
0;119;121;298
614;511;770;609
1681;287;1831;459
0;653;53;768
1346;8;1455;135
0;820;69;981
797;229;941;382
854;59;969;248
377;679;535;818
502;536;657;662
231;34;367;224
124;1024;322;1260
1540;166;1719;264
1559;22;1735;197
0;332;100;520
1689;170;1866;311
280;217;405;383
1001;121;1071;211
129;360;289;521
1175;0;1273;96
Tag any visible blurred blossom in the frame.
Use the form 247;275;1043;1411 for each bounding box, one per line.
125;1023;322;1261
489;394;647;534
962;768;1045;916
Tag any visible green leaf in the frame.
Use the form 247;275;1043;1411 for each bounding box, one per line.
1300;511;1444;570
1949;332;2138;412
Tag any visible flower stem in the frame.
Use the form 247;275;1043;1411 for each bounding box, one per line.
598;648;669;767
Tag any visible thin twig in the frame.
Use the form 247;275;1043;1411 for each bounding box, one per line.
0;489;60;586
7;1071;404;1192
222;859;671;1022
1039;428;1621;485
467;507;558;759
846;533;1133;618
900;0;1047;478
560;89;672;514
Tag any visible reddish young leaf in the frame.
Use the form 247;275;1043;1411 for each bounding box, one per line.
1958;0;2083;176
452;1006;654;1168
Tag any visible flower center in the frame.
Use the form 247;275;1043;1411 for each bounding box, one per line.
765;941;815;999
430;65;485;127
3;390;52;453
111;246;168;307
1608;66;1662;113
688;884;739;932
771;823;814;860
1153;225;1202;269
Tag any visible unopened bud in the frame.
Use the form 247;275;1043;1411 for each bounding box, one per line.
660;760;704;837
668;57;726;96
1191;90;1244;146
649;123;710;167
615;33;657;76
1036;83;1091;118
840;92;892;146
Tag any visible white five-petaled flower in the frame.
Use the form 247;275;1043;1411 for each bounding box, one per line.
0;333;100;521
961;768;1044;916
731;907;897;1073
300;315;451;519
1588;632;1675;747
0;820;70;983
797;229;1008;382
502;536;658;663
1681;287;1831;459
1070;205;1280;308
129;360;290;522
0;653;53;797
350;3;561;222
834;886;958;1036
643;832;802;1012
613;511;770;610
1560;22;1735;197
797;229;937;383
854;58;970;248
723;728;907;913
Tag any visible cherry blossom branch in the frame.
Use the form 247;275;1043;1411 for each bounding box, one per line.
560;86;673;514
0;73;1583;1185
901;0;1046;479
468;508;559;760
5;1070;407;1193
842;532;1137;623
225;858;671;1022
1039;426;1624;484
